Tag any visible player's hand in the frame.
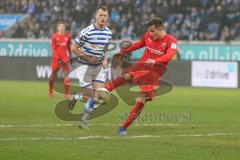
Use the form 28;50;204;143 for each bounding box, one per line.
76;51;86;57
78;52;98;64
145;59;156;67
88;56;98;64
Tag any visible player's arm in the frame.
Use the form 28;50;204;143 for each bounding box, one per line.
102;37;112;68
155;40;177;63
102;47;108;68
112;34;146;64
120;35;145;54
71;43;97;65
145;39;177;67
71;31;98;64
51;35;58;58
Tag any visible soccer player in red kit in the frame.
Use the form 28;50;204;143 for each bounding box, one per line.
104;18;177;136
48;22;71;99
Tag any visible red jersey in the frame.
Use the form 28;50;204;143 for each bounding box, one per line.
120;32;177;98
51;32;71;59
122;32;177;66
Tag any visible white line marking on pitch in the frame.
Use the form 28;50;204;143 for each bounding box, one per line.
0;123;181;128
0;123;235;128
0;133;239;141
0;123;240;128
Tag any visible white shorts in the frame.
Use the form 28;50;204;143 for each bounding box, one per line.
77;64;106;88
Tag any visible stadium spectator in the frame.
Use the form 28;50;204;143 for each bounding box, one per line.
1;0;240;41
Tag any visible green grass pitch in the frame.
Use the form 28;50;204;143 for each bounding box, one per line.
0;80;240;160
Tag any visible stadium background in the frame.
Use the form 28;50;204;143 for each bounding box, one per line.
0;0;240;160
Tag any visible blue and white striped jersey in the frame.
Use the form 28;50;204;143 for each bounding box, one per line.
74;24;112;65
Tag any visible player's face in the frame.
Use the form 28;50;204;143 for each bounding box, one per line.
148;25;163;40
95;9;108;27
57;24;66;33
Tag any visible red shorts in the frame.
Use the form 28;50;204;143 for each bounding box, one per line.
51;53;70;73
124;63;165;100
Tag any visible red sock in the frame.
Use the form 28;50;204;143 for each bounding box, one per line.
49;80;54;94
104;76;125;92
122;101;144;129
64;78;70;95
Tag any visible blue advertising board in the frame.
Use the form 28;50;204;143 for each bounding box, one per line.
0;39;240;61
0;14;26;30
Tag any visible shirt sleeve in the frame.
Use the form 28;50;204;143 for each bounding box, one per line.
155;39;177;63
74;29;88;47
121;33;146;53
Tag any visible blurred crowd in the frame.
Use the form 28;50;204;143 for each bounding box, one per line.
1;0;240;41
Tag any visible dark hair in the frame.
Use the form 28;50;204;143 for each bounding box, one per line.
95;5;108;12
57;21;65;26
146;18;163;28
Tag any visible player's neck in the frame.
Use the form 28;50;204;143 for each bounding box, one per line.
58;31;65;35
94;22;105;30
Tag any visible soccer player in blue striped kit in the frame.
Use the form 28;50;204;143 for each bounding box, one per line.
70;6;112;128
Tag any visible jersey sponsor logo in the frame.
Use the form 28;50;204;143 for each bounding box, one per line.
161;43;167;49
59;42;67;46
78;34;83;39
91;44;97;49
146;47;164;55
171;43;177;49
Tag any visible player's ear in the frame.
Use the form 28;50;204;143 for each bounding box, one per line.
94;10;98;20
95;12;97;19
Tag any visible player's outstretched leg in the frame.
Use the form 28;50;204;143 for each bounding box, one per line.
80;75;127;127
79;96;100;128
80;74;129;128
104;74;129;92
80;83;104;128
